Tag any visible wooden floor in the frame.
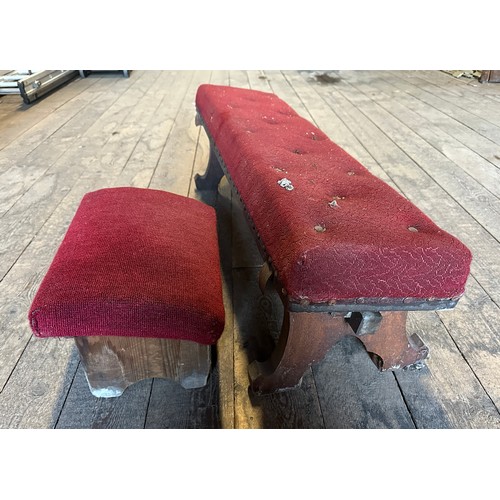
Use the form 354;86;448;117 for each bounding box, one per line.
0;70;499;429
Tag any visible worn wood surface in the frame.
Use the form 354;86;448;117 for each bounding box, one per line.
75;336;211;396
0;70;499;428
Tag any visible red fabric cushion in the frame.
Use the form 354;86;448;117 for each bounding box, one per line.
196;84;472;303
29;187;225;344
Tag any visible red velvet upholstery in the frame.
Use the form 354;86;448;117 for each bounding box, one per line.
196;84;472;303
29;187;225;344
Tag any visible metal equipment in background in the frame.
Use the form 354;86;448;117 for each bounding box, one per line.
0;70;78;104
79;70;130;78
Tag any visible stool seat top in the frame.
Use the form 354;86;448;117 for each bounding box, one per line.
196;84;472;303
29;187;225;344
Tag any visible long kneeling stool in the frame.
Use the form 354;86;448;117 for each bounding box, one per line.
194;84;472;394
28;187;225;397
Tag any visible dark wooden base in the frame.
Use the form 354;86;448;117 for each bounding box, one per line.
248;265;429;394
75;336;211;397
479;70;500;83
194;138;224;191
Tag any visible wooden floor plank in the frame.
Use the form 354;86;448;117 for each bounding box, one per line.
335;74;500;242
111;71;189;188
0;74;99;153
312;336;416;429
387;70;500;145
145;370;220;429
0;336;79;429
417;71;500;104
264;70;314;120
395;310;500;429
0;77;121;216
209;176;236;429
396;71;500;127
246;70;273;92
379;73;500;175
346;71;500;199
228;70;250;89
436;277;500;408
379;71;500;169
148;71;211;193
0;77;104;175
56;364;151;429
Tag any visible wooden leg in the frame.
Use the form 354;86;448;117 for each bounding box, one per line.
354;311;429;371
194;144;224;191
248;309;429;394
248;266;430;393
249;265;359;394
74;336;211;397
248;309;352;394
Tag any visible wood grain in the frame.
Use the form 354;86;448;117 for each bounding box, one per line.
0;74;100;153
335;74;500;241
382;71;500;169
75;336;211;396
56;363;151;429
343;71;500;198
313;336;416;429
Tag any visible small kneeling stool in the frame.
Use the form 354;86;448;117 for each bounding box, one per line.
28;187;225;397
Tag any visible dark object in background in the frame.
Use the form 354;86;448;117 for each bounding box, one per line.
479;70;500;83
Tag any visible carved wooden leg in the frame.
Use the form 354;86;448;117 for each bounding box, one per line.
75;336;211;397
354;311;429;371
248;310;352;394
194;144;224;191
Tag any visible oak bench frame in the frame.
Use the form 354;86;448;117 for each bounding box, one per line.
194;112;458;395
